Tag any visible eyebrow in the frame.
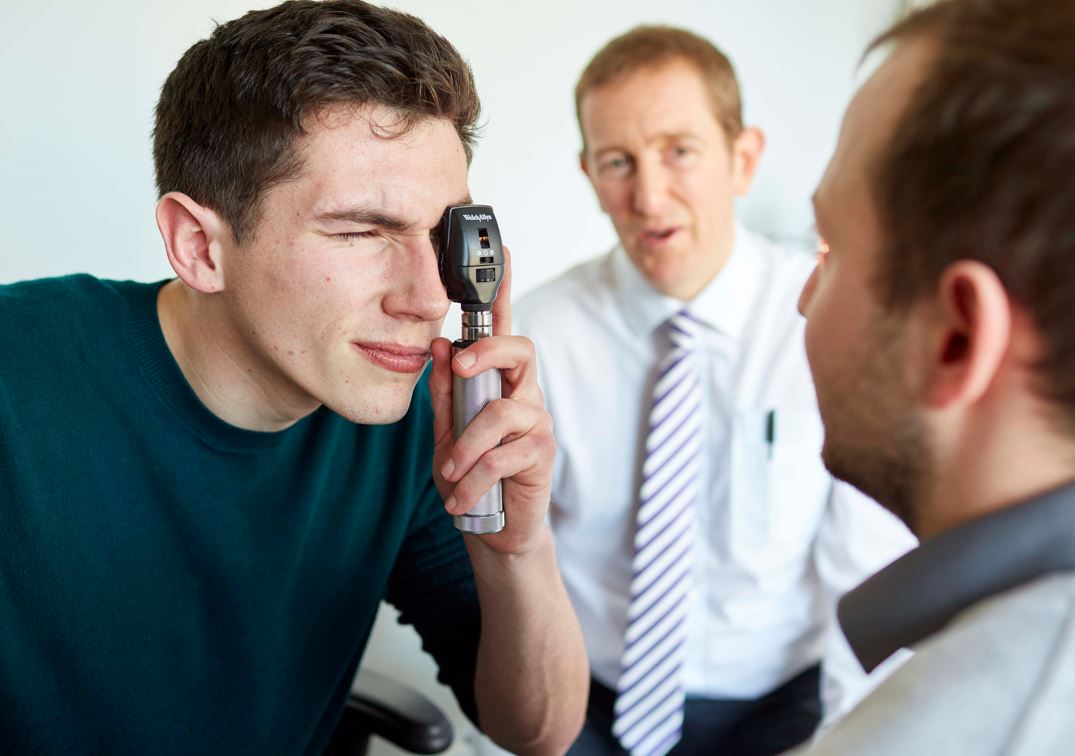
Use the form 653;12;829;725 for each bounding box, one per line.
593;146;628;159
314;195;473;231
592;133;701;158
314;207;412;232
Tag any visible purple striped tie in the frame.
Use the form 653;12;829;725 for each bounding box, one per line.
613;311;701;756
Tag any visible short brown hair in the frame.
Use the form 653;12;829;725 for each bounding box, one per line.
869;0;1075;426
153;0;480;242
574;26;742;151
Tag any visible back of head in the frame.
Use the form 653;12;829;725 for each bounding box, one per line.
871;0;1075;430
574;25;742;150
153;0;480;243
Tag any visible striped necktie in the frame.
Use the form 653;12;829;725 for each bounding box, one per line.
613;311;702;756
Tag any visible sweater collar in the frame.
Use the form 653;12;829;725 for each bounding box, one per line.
123;280;315;451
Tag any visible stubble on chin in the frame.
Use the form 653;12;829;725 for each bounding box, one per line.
822;416;927;533
327;376;422;426
817;316;929;533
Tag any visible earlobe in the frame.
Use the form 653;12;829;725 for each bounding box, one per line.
155;192;229;293
732;127;766;196
926;262;1011;409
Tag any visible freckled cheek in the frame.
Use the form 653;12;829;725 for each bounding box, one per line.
345;254;397;302
253;261;336;341
312;264;393;338
257;245;307;289
261;275;318;328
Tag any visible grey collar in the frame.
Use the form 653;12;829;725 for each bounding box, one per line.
839;478;1075;672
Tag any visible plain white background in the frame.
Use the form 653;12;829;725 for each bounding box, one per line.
0;1;910;753
0;1;907;289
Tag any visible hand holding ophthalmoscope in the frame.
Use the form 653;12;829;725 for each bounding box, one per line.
428;213;554;554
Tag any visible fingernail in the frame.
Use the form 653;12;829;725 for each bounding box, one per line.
455;351;475;369
444;496;456;513
441;458;455;480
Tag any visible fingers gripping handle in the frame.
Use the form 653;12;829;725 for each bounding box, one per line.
452;361;505;535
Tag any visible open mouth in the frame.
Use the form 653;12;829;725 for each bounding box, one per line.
641;228;680;244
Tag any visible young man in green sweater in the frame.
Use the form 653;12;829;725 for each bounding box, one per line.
0;2;587;753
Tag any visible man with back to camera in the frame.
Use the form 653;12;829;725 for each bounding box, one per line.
791;0;1075;752
0;1;589;753
513;25;916;756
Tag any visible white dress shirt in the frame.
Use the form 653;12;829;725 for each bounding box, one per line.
514;226;916;715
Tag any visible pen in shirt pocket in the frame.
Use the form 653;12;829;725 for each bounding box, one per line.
765;409;776;459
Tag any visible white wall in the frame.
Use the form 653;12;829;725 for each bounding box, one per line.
0;0;903;290
0;1;904;753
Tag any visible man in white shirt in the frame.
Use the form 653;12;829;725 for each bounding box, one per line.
514;26;914;756
794;1;1075;753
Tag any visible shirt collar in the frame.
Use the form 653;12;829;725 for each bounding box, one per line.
839;478;1075;673
610;223;764;340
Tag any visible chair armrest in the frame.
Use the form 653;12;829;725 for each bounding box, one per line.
332;668;454;755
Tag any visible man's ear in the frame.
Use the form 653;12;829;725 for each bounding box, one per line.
924;260;1012;409
155;192;232;293
731;126;765;196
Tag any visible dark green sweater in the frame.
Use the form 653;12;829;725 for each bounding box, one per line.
0;276;480;754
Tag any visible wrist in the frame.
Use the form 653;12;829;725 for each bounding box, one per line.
464;523;555;576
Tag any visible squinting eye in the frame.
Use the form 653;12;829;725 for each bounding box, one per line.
335;231;375;242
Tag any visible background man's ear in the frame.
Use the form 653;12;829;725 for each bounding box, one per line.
924;260;1012;409
732;126;766;196
155;192;232;293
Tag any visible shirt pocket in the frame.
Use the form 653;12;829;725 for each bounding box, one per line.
725;408;831;571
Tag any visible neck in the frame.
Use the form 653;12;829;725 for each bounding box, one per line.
669;222;737;302
157;280;320;432
915;395;1075;539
